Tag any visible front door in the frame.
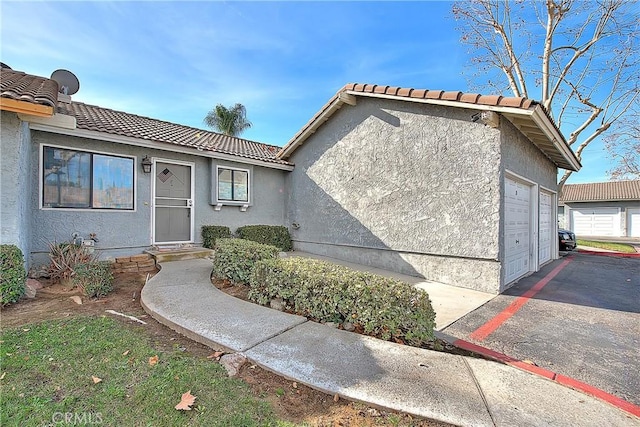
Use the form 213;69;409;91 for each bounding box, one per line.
153;160;194;244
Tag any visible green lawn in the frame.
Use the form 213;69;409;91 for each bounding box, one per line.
0;316;289;427
576;239;637;254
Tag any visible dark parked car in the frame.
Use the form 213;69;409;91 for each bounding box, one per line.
559;229;576;251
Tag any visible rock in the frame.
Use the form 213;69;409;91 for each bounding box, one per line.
342;322;355;332
26;278;43;290
70;296;82;305
219;353;246;377
24;280;38;298
270;298;285;311
325;322;338;328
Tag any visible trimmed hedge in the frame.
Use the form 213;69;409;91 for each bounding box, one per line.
249;257;436;346
236;225;293;252
0;244;26;306
202;225;232;249
72;261;114;298
211;238;279;285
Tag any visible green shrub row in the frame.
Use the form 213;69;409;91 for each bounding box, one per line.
0;244;26;306
202;224;292;251
248;257;436;346
72;261;114;298
211;239;279;285
201;225;232;249
236;225;293;252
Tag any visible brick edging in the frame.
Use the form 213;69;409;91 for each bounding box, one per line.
112;254;157;274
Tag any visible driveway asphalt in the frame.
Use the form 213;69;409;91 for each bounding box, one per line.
442;251;640;407
141;257;640;426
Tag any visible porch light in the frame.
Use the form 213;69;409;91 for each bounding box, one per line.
141;156;152;173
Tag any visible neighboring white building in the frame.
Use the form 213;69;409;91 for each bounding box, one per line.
559;181;640;239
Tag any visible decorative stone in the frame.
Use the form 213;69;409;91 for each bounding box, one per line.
24;280;38;298
219;353;246;377
325;322;339;328
342;322;355;332
270;298;285;311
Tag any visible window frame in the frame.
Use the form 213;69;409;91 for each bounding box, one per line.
215;165;251;205
40;143;136;211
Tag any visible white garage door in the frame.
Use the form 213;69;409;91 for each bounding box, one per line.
629;208;640;237
539;191;553;264
571;208;620;237
505;178;531;284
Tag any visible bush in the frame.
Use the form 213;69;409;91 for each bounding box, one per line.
211;238;279;285
202;225;232;249
249;257;436;346
236;225;293;252
47;241;96;284
72;261;114;298
0;245;26;305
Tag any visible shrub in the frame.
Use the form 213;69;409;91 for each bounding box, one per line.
72;261;114;298
236;225;293;251
47;241;96;284
249;257;436;346
211;238;279;285
201;225;232;249
0;245;26;305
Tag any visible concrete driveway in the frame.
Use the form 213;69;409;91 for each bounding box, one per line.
442;251;640;406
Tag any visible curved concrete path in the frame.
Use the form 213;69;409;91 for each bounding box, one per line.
141;259;639;427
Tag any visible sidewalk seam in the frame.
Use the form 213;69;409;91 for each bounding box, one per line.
239;318;309;353
462;357;497;427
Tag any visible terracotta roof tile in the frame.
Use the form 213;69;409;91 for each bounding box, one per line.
425;90;444;99
397;87;412;97
386;86;400;96
0;68;59;107
441;91;462;101
410;89;428;99
373;85;388;94
559;181;640;202
54;102;289;165
460;93;481;103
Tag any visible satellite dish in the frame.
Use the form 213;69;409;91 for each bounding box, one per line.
51;69;80;95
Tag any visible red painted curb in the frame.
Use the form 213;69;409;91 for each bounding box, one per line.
577;249;640;258
452;338;640;419
469;257;573;341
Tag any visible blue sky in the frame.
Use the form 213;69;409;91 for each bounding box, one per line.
1;1;616;184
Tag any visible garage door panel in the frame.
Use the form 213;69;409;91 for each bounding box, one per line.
572;208;620;237
629;209;640;237
505;177;531;285
539;191;552;264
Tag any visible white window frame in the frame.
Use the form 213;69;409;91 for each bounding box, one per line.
39;143;137;212
215;165;251;206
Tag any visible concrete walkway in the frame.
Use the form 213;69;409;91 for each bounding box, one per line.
141;259;639;427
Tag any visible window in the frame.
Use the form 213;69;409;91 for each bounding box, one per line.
42;146;134;209
217;167;249;203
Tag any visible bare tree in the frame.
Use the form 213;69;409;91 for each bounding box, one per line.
605;106;639;180
453;0;639;188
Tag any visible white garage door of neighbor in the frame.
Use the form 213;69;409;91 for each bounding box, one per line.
539;191;553;265
629;208;640;237
505;178;532;284
571;208;620;237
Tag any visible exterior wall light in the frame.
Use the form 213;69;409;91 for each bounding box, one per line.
141;155;152;173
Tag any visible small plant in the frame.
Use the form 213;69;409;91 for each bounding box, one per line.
236;225;293;251
47;241;96;285
201;225;232;249
72;261;114;298
249;257;436;346
0;245;26;305
211;238;279;285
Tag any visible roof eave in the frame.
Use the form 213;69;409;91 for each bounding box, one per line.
1;98;54;117
28;123;294;171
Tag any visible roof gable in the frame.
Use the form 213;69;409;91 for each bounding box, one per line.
560;181;640;202
0;68;58;116
278;83;581;171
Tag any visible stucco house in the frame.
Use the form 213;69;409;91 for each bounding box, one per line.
1;69;580;294
559;181;640;238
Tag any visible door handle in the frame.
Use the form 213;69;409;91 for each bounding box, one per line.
187;199;193;207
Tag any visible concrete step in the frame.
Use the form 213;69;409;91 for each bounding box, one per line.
145;247;215;263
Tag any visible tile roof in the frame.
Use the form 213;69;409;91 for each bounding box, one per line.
56;102;288;165
0;68;59;108
560;181;640;202
278;83;581;171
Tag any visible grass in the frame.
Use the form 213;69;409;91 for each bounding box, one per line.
0;316;291;427
576;239;637;253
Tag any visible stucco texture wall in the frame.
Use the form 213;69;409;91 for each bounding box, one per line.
286;97;503;292
1;111;32;266
29;131;286;266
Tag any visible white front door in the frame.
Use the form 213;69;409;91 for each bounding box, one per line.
505;177;532;285
571;208;620;237
538;190;553;264
153;160;194;244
